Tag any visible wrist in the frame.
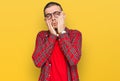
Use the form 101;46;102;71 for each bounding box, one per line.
59;30;66;34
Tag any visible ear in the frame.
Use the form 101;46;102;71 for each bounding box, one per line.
44;17;46;21
44;18;48;25
62;11;66;19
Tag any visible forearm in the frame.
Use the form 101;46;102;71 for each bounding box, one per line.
58;32;82;66
32;33;57;68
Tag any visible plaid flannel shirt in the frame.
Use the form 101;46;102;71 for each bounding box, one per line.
32;27;82;81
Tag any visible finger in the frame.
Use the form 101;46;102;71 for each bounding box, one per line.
58;15;64;26
46;20;52;29
47;20;57;34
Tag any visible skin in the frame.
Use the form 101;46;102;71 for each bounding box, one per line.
44;5;65;36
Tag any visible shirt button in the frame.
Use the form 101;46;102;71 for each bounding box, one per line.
46;35;48;37
49;63;51;66
48;74;51;77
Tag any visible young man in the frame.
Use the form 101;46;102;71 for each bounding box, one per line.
32;2;82;81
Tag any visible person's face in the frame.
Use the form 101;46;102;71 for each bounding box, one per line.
44;5;64;28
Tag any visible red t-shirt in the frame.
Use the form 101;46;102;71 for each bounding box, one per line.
49;40;68;81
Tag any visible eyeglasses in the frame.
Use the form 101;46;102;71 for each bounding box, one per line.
45;11;61;20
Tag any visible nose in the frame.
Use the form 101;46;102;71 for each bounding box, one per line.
51;14;55;21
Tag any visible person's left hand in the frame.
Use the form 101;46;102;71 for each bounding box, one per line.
57;11;65;34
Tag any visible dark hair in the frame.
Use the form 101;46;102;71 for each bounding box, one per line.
43;2;63;16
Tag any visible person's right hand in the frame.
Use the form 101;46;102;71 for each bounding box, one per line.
46;19;57;36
